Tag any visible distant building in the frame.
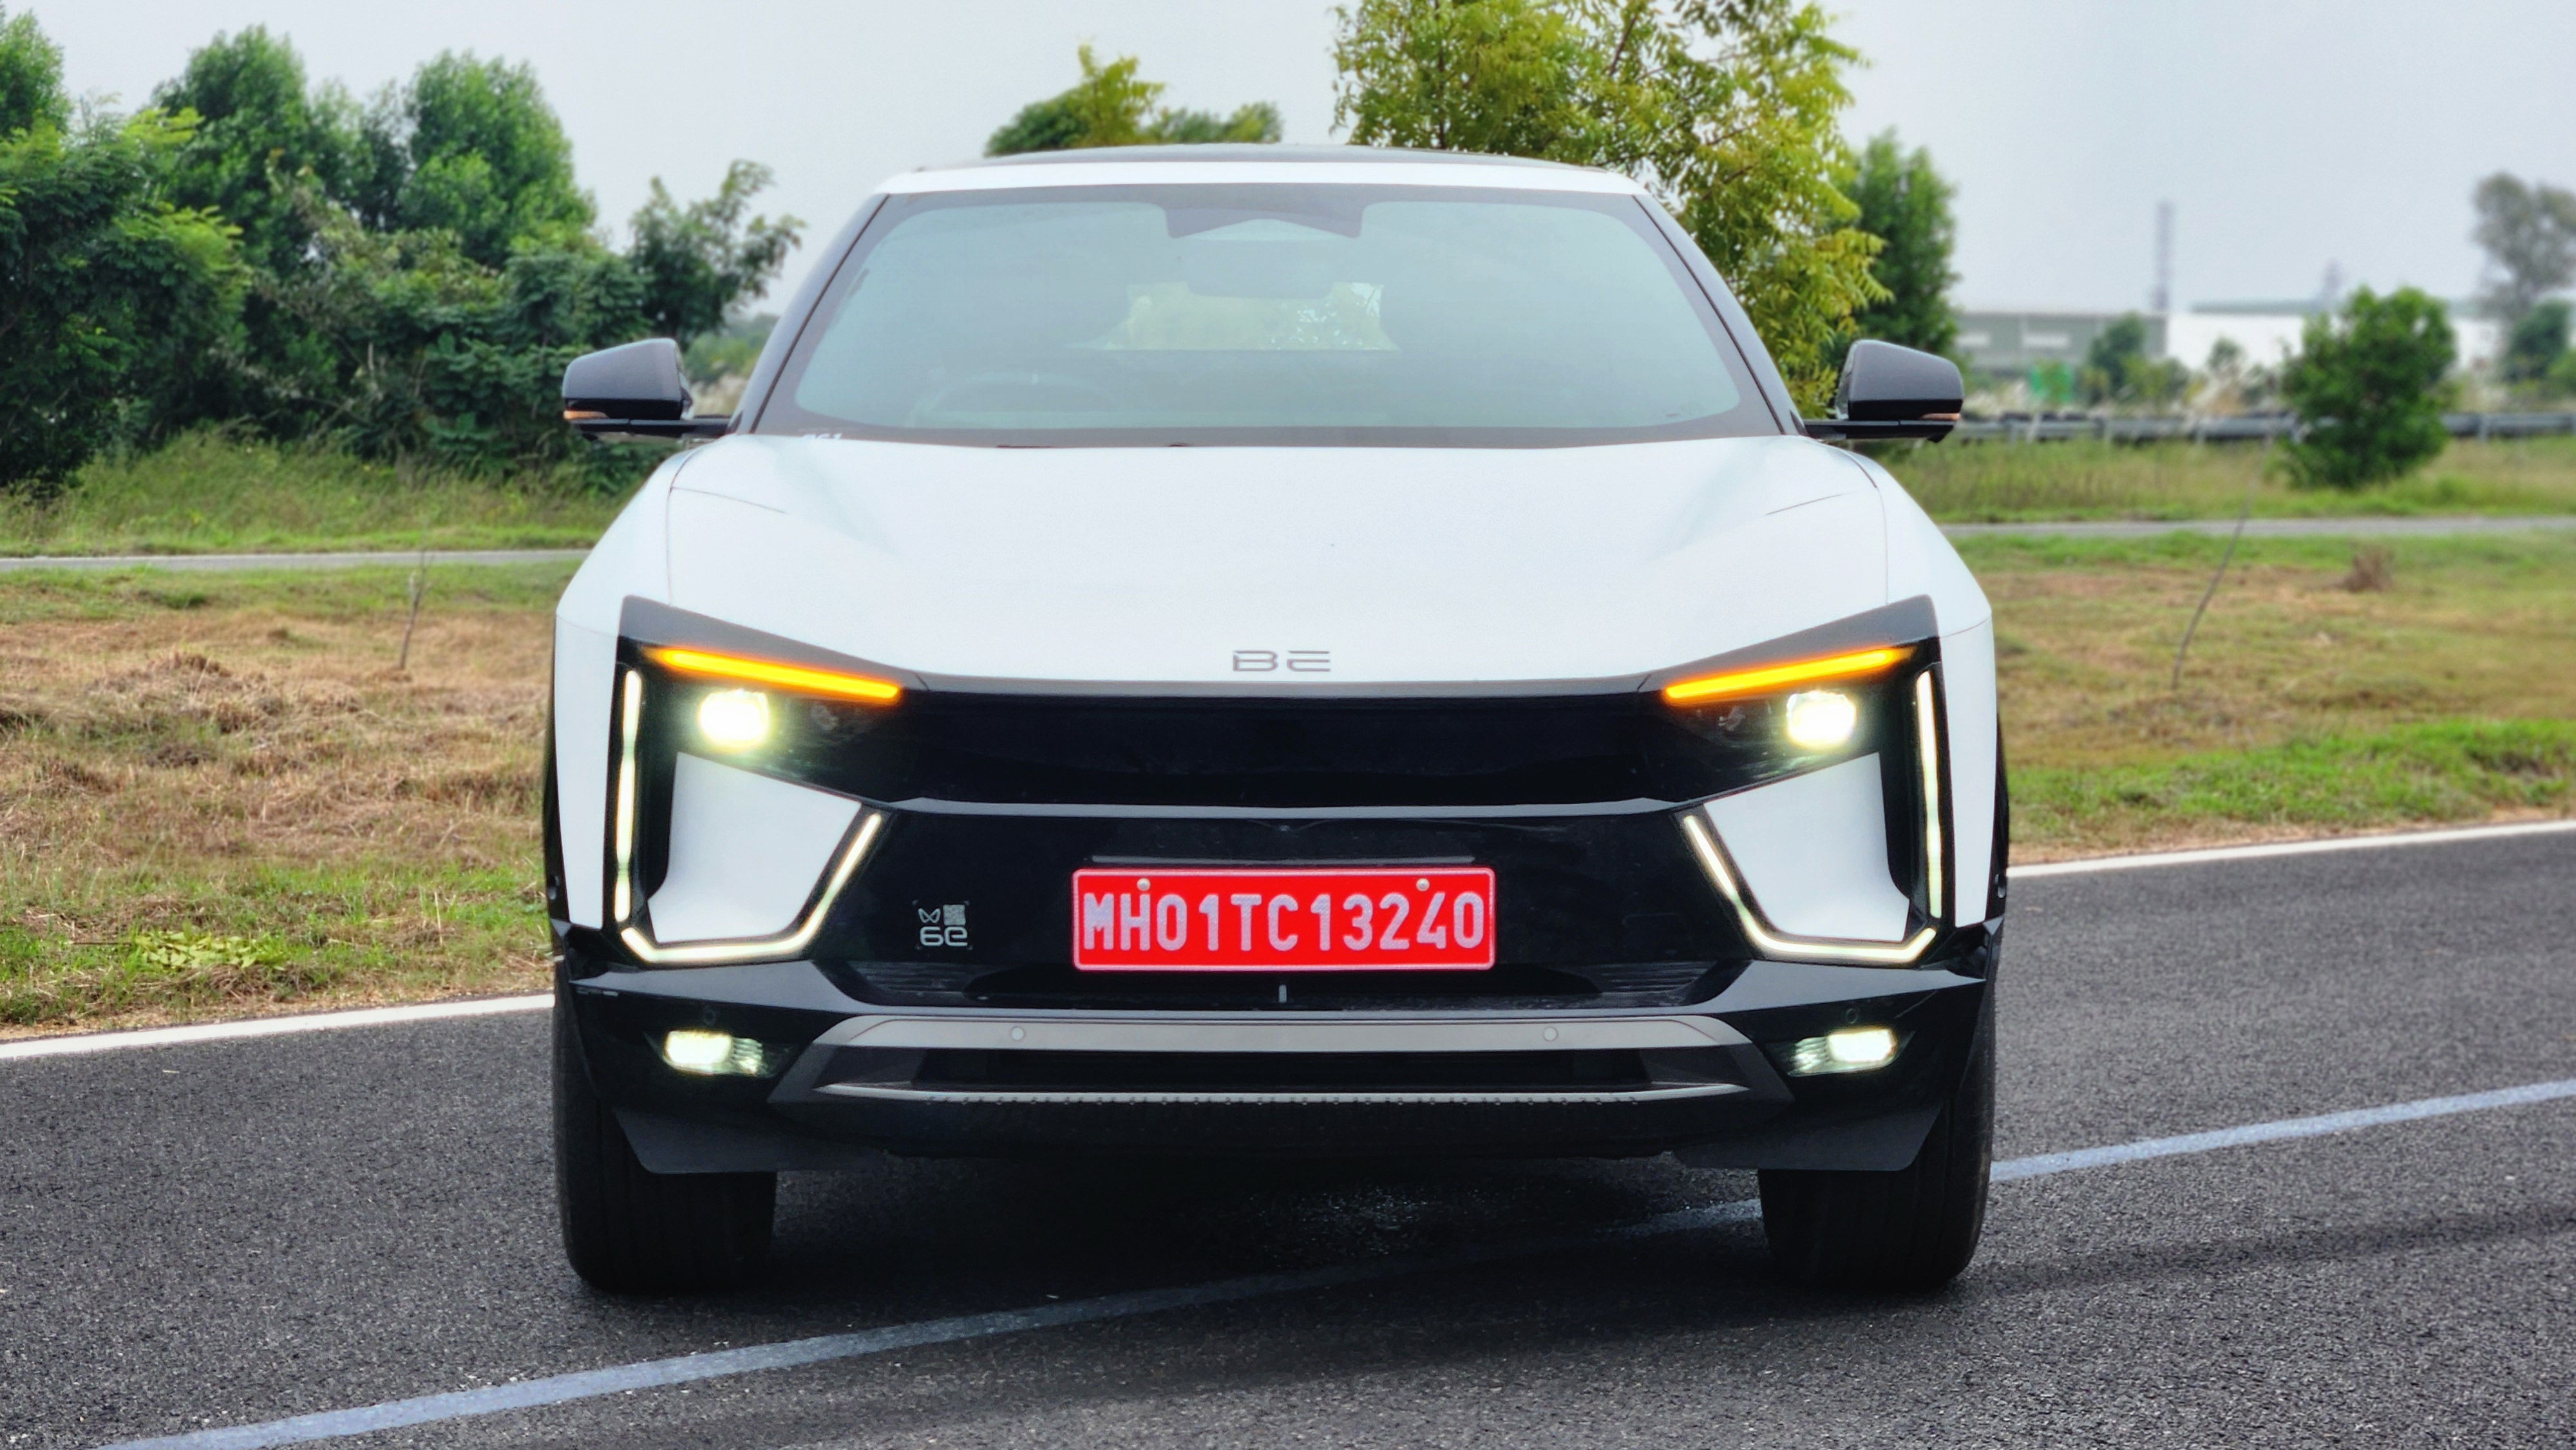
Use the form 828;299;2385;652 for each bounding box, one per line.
1957;301;2501;380
2166;306;2311;372
1955;310;2163;375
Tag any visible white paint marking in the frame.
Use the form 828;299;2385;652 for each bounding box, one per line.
8;817;2570;1062
1993;1077;2576;1180
93;1077;2576;1450
2011;818;2576;880
0;995;549;1063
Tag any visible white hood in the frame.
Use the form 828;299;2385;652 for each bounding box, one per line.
658;433;1889;688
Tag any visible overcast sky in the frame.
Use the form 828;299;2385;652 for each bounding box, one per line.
39;0;2576;314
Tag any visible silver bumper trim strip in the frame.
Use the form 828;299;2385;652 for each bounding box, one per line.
809;1012;1750;1055
813;1082;1749;1107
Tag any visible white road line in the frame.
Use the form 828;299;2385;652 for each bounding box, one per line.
6;817;2570;1061
0;995;549;1063
94;1075;2576;1450
2011;817;2576;878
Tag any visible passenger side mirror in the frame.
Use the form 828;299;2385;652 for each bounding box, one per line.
562;337;730;440
1804;340;1962;441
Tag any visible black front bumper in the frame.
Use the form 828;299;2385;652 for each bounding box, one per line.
560;600;1993;1169
558;939;1993;1170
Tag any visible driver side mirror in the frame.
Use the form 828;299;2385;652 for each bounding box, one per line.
1804;340;1962;441
561;337;730;440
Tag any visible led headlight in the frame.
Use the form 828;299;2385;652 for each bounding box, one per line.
696;688;772;749
1782;689;1858;749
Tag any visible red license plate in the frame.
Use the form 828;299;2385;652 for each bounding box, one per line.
1071;866;1496;971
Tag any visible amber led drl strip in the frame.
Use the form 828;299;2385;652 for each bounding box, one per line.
645;646;903;705
1661;646;1910;705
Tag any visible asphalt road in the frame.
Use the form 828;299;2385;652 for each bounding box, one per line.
3;831;2573;1449
4;514;2574;575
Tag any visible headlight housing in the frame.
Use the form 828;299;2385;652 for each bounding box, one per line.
606;646;900;966
1664;642;1951;965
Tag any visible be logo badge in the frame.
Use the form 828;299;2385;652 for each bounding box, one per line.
918;903;969;948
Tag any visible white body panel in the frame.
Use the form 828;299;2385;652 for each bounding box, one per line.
546;155;2006;944
1704;755;1912;942
553;460;680;928
661;435;1883;686
649;754;862;943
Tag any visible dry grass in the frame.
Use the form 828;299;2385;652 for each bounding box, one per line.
0;565;572;1034
1964;532;2576;856
1962;532;2576;769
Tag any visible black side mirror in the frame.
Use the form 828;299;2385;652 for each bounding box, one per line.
562;337;730;440
1805;340;1962;441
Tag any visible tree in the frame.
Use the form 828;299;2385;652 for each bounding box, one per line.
149;29;372;431
2078;312;2184;407
1839;129;1956;361
361;52;594;267
1333;0;1884;408
2470;173;2576;329
629;161;802;343
12;20;800;484
2280;286;2455;491
2501;298;2569;388
152;29;363;277
2195;335;2278;415
987;46;1283;156
0;13;244;493
135;35;797;475
0;5;67;135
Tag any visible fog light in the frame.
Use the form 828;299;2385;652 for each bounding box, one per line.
1783;690;1858;750
696;689;772;749
1783;1025;1899;1077
658;1028;780;1077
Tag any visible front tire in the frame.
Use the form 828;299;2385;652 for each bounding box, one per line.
1756;998;1993;1291
554;1007;775;1294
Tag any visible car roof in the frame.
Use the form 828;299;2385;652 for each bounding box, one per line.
885;144;1645;197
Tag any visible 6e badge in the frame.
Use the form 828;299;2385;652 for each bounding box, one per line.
917;903;969;948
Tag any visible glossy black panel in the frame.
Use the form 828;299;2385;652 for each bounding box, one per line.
625;665;1905;814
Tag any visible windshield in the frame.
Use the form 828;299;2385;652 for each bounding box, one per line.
755;184;1776;447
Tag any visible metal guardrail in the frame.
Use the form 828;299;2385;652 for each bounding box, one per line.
1949;412;2576;444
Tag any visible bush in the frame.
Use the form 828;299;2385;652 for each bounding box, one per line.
2280;286;2456;491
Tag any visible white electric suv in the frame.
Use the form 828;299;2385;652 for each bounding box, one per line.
545;146;2003;1296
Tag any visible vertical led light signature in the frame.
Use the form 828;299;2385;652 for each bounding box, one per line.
611;669;641;923
1915;669;1945;923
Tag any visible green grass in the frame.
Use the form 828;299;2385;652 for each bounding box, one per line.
0;862;542;1028
0;559;576;623
2013;720;2576;854
0;431;640;556
1949;525;2576;576
1882;436;2576;522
